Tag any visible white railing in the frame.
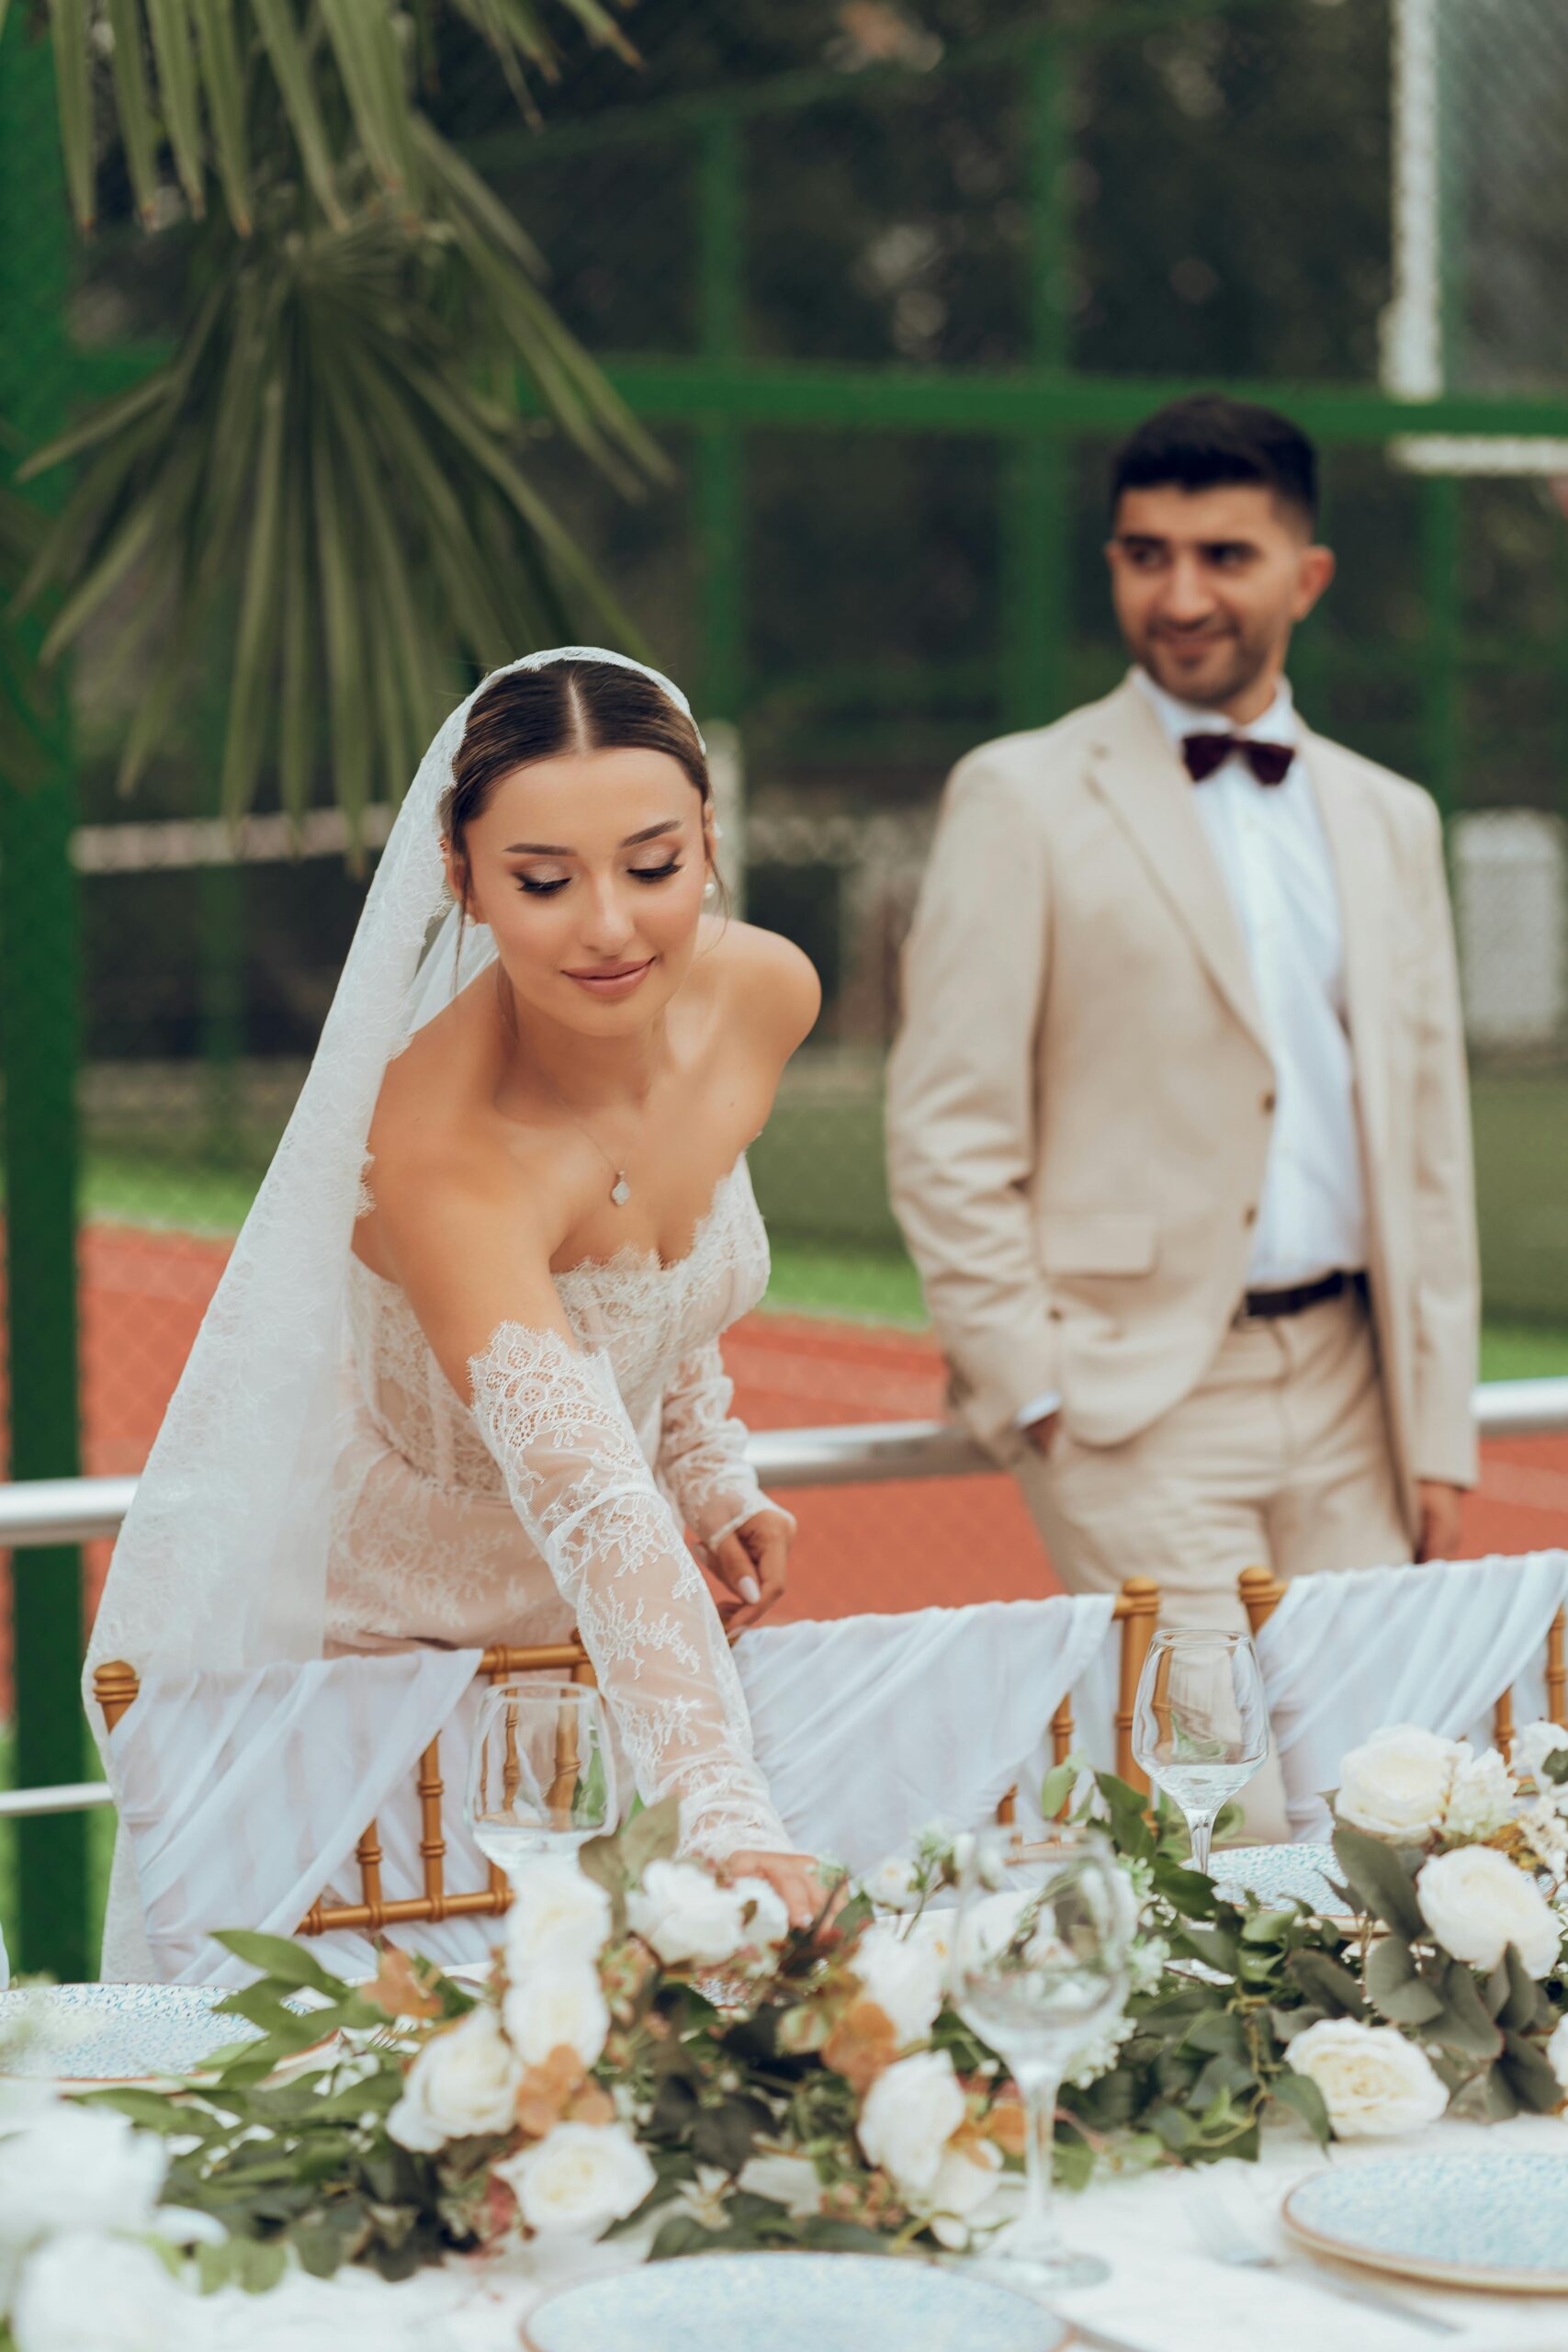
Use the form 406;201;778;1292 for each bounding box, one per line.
2;1374;1565;1820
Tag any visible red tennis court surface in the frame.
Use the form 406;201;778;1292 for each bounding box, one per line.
4;1222;1567;1701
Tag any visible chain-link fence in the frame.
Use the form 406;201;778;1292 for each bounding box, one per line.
6;0;1568;1969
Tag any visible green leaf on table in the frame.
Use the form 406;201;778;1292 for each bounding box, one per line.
1329;1825;1424;1939
1285;1950;1368;2018
1498;2029;1565;2114
212;1932;355;2000
1482;2063;1521;2121
1492;1945;1549;2035
1364;1935;1444;2026
1432;1961;1505;2061
1269;2069;1332;2145
1150;1855;1219;1917
1175;1922;1240;1974
1238;1906;1299;1945
1038;1760;1077;1823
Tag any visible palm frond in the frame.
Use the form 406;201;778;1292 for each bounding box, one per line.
0;469;54;790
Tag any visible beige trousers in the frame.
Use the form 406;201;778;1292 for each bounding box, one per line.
1015;1290;1411;1837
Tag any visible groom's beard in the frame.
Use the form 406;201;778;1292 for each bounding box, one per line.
1134;622;1281;712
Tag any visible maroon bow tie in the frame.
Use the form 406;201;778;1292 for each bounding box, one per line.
1181;732;1295;786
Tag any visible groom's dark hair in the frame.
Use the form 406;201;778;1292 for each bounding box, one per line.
444;659;714;916
1111;395;1319;527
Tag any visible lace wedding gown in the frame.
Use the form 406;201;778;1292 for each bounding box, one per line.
325;1155;795;1860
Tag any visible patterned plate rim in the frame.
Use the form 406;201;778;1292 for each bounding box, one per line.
0;1984;333;2087
1282;2162;1568;2295
520;2250;1069;2351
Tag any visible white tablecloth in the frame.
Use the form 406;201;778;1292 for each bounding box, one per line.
196;2112;1568;2351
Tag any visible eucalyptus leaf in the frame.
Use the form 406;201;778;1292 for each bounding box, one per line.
1330;1824;1424;1939
213;1931;355;2000
1432;1961;1505;2061
1286;1950;1368;2018
1498;2029;1564;2114
1364;1935;1445;2026
1269;2069;1332;2145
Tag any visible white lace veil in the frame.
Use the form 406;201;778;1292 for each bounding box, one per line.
85;649;705;1697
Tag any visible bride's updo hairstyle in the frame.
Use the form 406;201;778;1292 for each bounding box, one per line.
442;658;713;913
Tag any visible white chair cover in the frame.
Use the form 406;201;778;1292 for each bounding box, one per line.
736;1593;1119;1871
108;1651;482;1985
1257;1550;1568;1838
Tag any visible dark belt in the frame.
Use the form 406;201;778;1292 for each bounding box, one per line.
1235;1268;1368;1324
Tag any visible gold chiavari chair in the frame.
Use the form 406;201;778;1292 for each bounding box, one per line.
1237;1565;1568;1760
996;1576;1162;1826
94;1640;596;1938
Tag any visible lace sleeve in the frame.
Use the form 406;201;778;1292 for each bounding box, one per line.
659;1340;795;1549
468;1322;796;1862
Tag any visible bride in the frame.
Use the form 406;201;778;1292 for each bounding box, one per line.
87;649;823;1975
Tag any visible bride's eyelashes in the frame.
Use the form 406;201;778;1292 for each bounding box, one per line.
514;859;684;897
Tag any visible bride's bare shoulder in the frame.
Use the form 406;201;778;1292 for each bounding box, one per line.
698;915;820;1058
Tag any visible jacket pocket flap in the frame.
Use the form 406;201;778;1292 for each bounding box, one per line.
1041;1212;1156;1276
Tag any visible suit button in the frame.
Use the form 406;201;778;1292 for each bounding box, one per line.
1244;1204;1258;1227
1261;1091;1277;1114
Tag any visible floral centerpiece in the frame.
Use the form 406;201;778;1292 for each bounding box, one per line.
4;1722;1568;2344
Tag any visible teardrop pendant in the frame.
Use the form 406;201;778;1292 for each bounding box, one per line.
610;1174;631;1207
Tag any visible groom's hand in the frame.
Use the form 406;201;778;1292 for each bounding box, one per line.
710;1509;794;1630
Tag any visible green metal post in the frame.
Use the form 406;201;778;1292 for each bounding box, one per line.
0;18;88;1979
1000;37;1073;733
1422;473;1462;822
695;115;745;724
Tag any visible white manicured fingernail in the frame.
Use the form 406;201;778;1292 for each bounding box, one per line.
739;1576;761;1604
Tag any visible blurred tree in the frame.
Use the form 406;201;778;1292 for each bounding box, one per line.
6;0;669;833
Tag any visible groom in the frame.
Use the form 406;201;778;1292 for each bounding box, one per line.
886;395;1479;1645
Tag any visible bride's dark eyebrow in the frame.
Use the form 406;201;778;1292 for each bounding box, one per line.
503;820;683;854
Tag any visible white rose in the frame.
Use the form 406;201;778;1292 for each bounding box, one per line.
728;1877;792;1951
857;2050;966;2197
850;1920;944;2048
1417;1845;1562;1976
863;1855;924;1913
387;2007;521;2151
502;1963;610;2070
497;2120;655;2238
1511;1721;1568;1792
736;2149;823;2217
919;2140;1004;2251
0;2106;165;2250
1337;1725;1461;1839
627;1859;749;1965
1442;1746;1517;1840
11;2231;201;2352
1287;2018;1449;2139
1546;2015;1568;2098
503;1857;613;1976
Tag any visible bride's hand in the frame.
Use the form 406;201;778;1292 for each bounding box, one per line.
726;1849;840;1934
709;1508;794;1631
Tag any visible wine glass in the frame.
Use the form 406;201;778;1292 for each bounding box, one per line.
1131;1628;1269;1875
950;1829;1133;2293
465;1679;617;1883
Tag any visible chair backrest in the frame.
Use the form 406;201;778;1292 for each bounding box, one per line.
96;1640;595;1939
97;1581;1161;1930
996;1575;1161;1825
1239;1563;1568;1761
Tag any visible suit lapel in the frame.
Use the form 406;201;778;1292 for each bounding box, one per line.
1084;678;1271;1057
1302;729;1390;1156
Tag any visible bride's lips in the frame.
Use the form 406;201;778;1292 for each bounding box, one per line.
563;957;655;1001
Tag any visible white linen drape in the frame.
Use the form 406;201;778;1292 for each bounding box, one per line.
1256;1550;1568;1838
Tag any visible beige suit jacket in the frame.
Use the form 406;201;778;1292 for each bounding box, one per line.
886;673;1479;1526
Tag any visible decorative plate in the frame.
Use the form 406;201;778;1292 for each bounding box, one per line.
1284;2152;1568;2292
0;1983;275;2085
1212;1843;1342;1915
523;2253;1066;2352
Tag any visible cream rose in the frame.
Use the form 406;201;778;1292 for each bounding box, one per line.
497;2120;655;2238
0;2106;166;2251
11;2230;201;2352
1511;1721;1568;1792
857;2049;966;2196
628;1860;750;1965
502;1963;610;2070
503;1856;613;1976
729;1877;792;1951
387;2007;522;2151
863;1855;924;1913
920;2140;1005;2251
736;2149;824;2217
1336;1725;1460;1839
1287;2018;1449;2139
1442;1746;1516;1840
1417;1845;1562;1976
850;1920;944;2048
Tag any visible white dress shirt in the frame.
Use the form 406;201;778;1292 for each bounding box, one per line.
1136;668;1368;1289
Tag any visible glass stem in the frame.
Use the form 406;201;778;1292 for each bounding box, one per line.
1188;1810;1216;1876
1013;2061;1064;2259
